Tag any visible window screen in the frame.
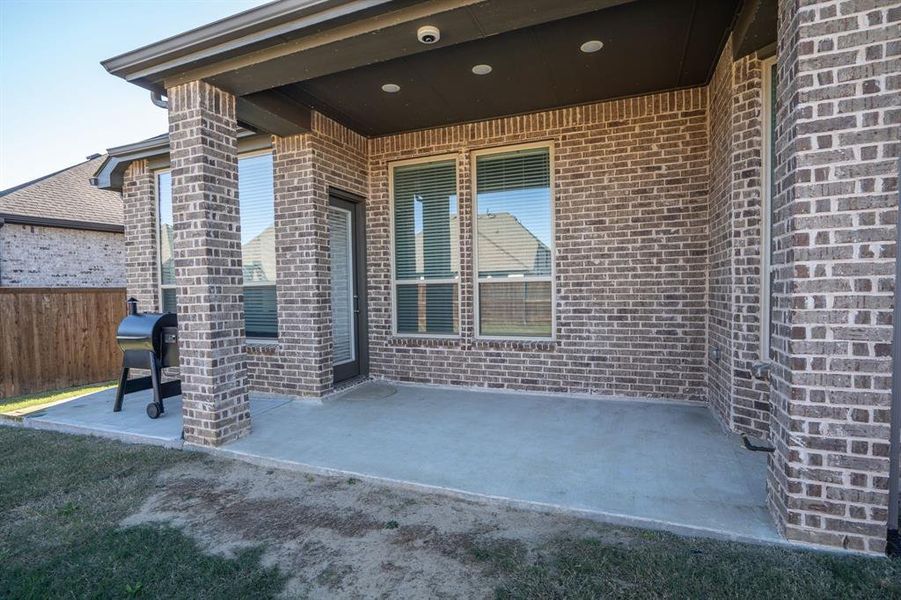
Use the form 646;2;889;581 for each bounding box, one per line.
156;153;277;338
392;159;459;335
475;147;553;338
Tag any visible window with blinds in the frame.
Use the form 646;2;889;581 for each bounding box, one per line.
156;152;278;338
474;145;553;338
392;158;459;335
157;171;176;313
239;153;277;338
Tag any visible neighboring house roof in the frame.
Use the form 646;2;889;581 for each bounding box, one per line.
414;213;551;276
242;225;277;283
0;156;124;232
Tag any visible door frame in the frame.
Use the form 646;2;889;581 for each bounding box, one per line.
329;187;369;382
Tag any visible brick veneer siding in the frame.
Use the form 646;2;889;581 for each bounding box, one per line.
708;37;736;427
366;89;710;400
730;52;770;437
707;37;771;437
167;81;250;446
247;112;369;396
0;224;123;287
122;160;158;310
768;0;900;553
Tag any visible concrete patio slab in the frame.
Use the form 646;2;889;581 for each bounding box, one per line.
24;387;290;448
213;381;780;545
20;380;779;545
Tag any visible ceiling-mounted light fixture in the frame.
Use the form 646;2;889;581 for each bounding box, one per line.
381;83;401;93
580;40;604;53
471;64;492;75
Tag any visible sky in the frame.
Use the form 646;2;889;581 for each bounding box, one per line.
0;0;269;190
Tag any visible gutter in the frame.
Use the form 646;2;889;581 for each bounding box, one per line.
888;156;901;557
101;0;395;90
0;213;124;234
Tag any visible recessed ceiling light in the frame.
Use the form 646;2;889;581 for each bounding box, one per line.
471;64;493;75
580;40;604;53
381;83;401;93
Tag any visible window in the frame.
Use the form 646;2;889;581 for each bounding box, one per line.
156;151;278;339
238;153;277;338
474;144;554;338
760;57;777;360
391;157;459;336
157;171;176;313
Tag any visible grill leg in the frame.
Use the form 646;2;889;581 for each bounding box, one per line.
149;352;163;414
113;366;129;412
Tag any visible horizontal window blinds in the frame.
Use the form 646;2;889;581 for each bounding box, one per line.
157;171;175;288
475;148;552;278
393;160;458;280
329;207;355;365
475;147;553;338
393;159;459;335
156;153;278;339
239;154;277;338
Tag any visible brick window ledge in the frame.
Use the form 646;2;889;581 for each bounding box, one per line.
387;335;557;352
246;339;280;354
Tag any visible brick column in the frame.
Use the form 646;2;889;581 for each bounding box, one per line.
770;0;900;553
122;160;159;311
168;80;251;445
271;133;332;396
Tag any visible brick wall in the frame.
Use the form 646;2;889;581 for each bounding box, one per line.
707;37;771;437
708;37;736;426
367;89;710;400
769;0;900;553
731;51;770;437
247;112;369;396
122;160;158;310
0;224;124;287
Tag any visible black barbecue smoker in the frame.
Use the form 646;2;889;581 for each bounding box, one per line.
114;298;181;419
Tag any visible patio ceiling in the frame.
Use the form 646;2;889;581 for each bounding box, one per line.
279;0;741;135
102;0;766;137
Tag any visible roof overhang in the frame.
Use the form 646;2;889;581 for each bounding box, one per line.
731;0;777;59
100;0;775;139
102;0;639;92
92;130;271;191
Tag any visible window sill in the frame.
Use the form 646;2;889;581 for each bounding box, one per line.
389;335;461;347
472;338;557;351
246;338;280;353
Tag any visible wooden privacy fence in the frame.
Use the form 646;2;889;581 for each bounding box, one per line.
0;288;126;398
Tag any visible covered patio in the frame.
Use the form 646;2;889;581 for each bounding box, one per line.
84;0;900;554
24;381;778;544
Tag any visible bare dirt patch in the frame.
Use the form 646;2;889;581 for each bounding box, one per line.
123;458;625;599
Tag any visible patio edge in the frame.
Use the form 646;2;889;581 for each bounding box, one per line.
189;441;808;552
20;414;184;449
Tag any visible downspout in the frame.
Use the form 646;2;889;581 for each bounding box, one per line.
150;91;168;109
888;157;901;557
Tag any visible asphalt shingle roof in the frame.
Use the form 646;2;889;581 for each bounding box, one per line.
0;156;123;227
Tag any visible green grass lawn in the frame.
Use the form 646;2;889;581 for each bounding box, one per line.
0;381;115;417
1;426;899;599
0;428;285;600
469;534;901;599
